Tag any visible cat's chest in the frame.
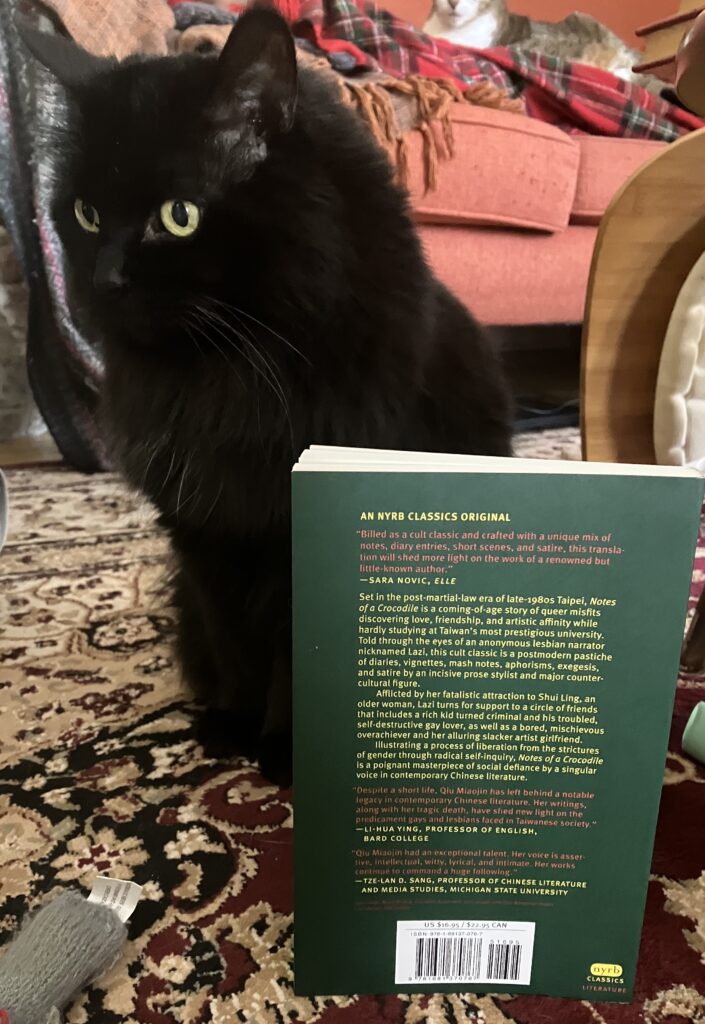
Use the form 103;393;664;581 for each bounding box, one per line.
153;438;291;533
460;9;501;46
106;368;293;534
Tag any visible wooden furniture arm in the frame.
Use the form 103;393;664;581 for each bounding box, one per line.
581;126;705;464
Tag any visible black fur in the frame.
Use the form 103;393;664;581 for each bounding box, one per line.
22;7;512;783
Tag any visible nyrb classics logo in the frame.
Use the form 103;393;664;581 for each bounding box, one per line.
587;962;624;983
0;1010;9;1024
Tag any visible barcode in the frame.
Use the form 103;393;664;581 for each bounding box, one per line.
395;920;535;986
486;939;523;982
414;935;483;981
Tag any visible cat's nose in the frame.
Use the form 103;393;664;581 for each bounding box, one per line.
94;266;127;294
93;246;128;295
448;0;459;9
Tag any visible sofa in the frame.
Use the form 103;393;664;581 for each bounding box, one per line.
404;103;666;326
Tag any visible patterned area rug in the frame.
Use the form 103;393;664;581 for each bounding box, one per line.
1;428;704;1024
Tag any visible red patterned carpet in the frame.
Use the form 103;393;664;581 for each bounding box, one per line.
1;430;704;1023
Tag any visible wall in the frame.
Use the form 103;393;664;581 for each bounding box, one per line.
388;0;676;44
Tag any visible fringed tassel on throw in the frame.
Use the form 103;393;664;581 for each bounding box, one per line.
338;73;524;193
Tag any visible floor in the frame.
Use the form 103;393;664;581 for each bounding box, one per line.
1;431;703;1024
0;432;61;467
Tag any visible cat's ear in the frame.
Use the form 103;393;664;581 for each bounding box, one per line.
207;5;297;135
16;15;109;88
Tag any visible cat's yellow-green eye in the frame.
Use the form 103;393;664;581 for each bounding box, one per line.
160;200;200;238
74;199;100;233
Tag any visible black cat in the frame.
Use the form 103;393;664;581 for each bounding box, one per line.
20;5;512;784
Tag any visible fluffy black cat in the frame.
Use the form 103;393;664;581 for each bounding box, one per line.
20;6;512;784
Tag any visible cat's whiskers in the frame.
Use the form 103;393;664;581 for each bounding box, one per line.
174;452;201;521
175;455;189;517
202;479;224;525
192;303;294;448
161;448;178;495
187;308;243;375
242;337;295;451
229;321;290;418
184;311;245;389
205;295;311;367
198;304;297;448
141;437;164;490
179;318;208;363
207;307;290;420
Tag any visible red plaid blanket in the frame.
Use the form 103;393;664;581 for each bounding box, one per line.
184;0;703;141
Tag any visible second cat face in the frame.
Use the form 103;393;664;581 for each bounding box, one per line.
429;0;502;31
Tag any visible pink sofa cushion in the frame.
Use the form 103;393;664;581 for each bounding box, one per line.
409;105;667;233
422;223;598;325
571;136;666;225
407;106;580;233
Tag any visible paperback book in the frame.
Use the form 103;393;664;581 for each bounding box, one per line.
292;447;703;1000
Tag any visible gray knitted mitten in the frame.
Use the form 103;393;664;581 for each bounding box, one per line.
0;891;127;1024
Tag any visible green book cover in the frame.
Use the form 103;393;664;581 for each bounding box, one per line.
292;448;703;1002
